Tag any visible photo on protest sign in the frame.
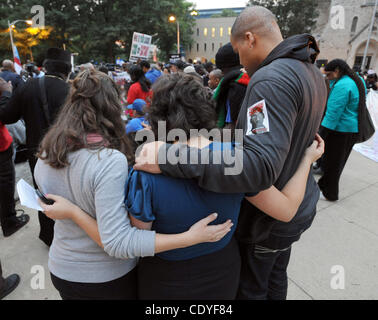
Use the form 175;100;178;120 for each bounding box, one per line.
129;32;152;62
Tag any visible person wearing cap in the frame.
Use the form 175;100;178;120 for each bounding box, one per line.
213;42;250;130
366;70;377;91
170;60;186;74
126;99;148;135
183;65;202;81
0;47;72;246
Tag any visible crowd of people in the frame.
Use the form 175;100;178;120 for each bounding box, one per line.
0;5;376;300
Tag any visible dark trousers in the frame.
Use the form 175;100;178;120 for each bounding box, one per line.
0;146;16;231
237;242;292;300
28;153;54;246
138;237;241;300
318;128;357;201
50;267;138;300
236;213;316;300
0;260;4;291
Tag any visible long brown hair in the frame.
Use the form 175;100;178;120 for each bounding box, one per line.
37;69;134;168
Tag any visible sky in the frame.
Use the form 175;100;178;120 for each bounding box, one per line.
191;0;248;10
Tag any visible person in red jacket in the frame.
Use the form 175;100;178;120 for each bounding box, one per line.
127;65;152;107
0;78;29;237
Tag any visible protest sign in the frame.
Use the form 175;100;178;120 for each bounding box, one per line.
129;32;152;62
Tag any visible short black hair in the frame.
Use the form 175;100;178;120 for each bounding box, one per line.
148;74;216;140
140;60;150;69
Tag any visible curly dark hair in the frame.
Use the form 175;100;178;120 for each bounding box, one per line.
37;69;134;168
147;73;216;140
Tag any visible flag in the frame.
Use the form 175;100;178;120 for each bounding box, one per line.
12;44;22;74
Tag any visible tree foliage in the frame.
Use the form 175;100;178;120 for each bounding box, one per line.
0;0;195;64
248;0;319;38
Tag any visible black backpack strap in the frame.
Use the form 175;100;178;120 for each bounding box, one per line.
38;77;50;126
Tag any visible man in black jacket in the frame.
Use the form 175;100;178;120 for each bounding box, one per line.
135;6;327;300
0;48;71;247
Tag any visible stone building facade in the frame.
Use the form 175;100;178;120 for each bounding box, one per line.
186;2;377;71
314;0;377;71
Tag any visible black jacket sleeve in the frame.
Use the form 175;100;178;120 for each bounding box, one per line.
159;79;300;194
0;88;23;124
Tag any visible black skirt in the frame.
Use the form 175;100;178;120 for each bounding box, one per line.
138;236;241;300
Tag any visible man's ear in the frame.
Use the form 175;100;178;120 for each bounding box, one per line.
245;32;256;48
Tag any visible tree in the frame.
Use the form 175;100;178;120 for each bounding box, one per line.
0;0;195;64
248;0;319;38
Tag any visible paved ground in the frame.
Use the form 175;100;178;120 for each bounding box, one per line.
1;150;377;300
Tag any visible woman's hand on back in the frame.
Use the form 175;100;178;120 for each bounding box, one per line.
185;213;233;246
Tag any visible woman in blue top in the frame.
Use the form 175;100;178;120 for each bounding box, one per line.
318;59;367;201
40;74;323;300
125;74;323;300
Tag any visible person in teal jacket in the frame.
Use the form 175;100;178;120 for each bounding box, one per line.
318;59;367;201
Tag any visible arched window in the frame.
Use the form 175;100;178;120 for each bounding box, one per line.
204;28;208;37
197;28;199;36
351;16;358;33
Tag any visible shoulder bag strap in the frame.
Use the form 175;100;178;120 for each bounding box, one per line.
38;77;51;126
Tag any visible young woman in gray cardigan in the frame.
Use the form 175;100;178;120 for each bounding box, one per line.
34;69;233;300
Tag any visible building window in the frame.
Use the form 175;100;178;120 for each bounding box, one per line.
204;43;207;52
212;27;215;38
196;43;199;52
228;27;231;35
351;16;358;33
212;43;215;51
204;28;208;37
220;27;223;37
197;28;199;36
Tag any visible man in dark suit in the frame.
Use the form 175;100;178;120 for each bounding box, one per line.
0;48;71;246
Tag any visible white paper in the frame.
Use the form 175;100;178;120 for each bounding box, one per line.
16;179;43;211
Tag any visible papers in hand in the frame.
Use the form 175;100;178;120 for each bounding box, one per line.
16;179;43;211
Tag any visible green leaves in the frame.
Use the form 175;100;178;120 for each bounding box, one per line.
0;0;195;63
248;0;319;38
